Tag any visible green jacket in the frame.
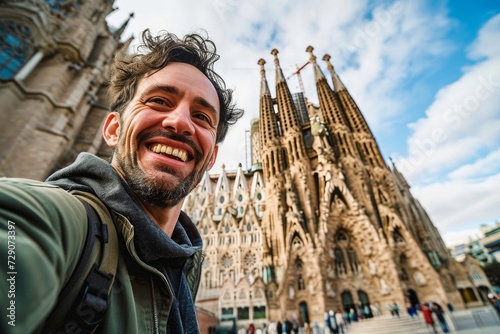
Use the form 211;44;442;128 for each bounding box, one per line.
0;176;203;334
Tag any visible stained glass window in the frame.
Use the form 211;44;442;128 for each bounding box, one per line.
45;0;80;13
244;252;256;267
221;253;233;268
46;0;64;11
0;20;35;80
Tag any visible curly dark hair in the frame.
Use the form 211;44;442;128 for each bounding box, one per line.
108;29;243;143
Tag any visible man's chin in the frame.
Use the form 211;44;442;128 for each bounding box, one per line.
121;156;203;207
131;180;187;208
150;173;185;190
147;163;186;183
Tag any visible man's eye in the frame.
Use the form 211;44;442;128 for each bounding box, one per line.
149;98;171;106
194;113;213;125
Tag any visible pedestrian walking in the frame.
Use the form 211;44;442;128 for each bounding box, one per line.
406;303;418;319
328;310;338;334
391;302;400;317
335;310;345;334
432;302;449;333
422;303;437;334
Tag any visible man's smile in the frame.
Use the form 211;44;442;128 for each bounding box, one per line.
148;143;191;162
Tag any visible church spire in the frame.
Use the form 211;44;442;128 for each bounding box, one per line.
271;48;286;84
306;47;357;158
271;48;301;132
323;54;346;92
306;46;325;81
258;58;272;97
323;54;386;168
390;157;410;190
258;58;283;181
323;53;369;134
258;59;280;144
114;12;134;39
271;49;307;164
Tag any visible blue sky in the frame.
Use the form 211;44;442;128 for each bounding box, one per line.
107;0;500;247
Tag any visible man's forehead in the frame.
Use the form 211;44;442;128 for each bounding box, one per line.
138;63;220;114
143;63;217;94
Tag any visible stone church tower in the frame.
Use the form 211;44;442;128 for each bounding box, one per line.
0;0;131;179
184;46;473;328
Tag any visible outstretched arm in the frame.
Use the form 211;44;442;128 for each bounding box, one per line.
0;178;87;334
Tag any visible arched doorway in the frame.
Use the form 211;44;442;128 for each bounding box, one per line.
299;301;310;325
407;289;420;307
357;290;373;318
341;291;354;313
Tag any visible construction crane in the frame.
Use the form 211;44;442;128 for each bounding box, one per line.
286;60;311;97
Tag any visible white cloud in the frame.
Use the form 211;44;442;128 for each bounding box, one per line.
449;148;500;180
400;14;500;246
412;172;500;236
396;13;500;183
334;1;454;130
440;227;483;248
468;11;500;60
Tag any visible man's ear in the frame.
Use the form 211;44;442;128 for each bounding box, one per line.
206;145;219;171
102;112;121;148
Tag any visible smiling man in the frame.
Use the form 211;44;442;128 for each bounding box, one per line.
105;61;221;235
0;29;243;333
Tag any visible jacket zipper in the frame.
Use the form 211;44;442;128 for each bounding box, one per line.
151;272;176;334
151;277;160;334
120;218;181;332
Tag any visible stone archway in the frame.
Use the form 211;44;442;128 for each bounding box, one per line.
299;301;310;325
407;288;420;307
357;290;373;318
341;291;355;313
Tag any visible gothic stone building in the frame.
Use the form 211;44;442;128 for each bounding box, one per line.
0;0;130;179
183;47;475;328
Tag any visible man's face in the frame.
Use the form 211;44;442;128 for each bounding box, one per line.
103;62;219;208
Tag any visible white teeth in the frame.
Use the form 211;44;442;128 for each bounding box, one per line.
149;144;188;162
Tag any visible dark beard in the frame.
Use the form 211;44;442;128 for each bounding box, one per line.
114;129;207;208
118;159;200;208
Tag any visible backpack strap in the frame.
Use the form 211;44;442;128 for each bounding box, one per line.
43;192;119;334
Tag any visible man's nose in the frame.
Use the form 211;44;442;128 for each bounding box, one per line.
161;103;195;135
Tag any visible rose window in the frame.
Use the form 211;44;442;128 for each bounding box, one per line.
221;254;233;268
244;252;256;267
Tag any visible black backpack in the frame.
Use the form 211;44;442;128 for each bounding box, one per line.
41;192;120;334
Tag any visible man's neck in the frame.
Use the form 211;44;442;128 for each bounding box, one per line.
138;200;183;237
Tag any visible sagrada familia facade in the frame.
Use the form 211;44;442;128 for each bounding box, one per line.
183;48;481;327
1;0;490;330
